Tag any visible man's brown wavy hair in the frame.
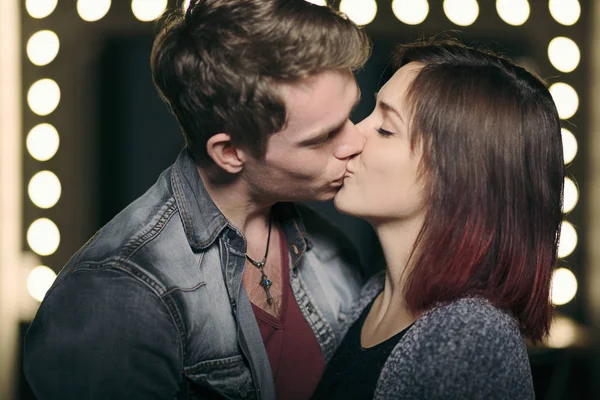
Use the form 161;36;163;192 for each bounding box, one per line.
151;0;370;164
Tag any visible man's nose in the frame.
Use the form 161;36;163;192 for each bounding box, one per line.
334;121;365;160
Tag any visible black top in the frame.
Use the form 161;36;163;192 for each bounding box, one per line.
312;296;412;400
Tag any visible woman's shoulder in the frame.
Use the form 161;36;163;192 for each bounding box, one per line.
423;296;521;336
375;296;534;400
410;296;527;362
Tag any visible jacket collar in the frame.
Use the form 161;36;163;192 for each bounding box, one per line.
170;149;230;251
170;149;310;259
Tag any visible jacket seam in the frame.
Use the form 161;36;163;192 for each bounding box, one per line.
117;198;178;263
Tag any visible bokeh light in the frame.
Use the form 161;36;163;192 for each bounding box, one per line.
563;177;578;214
27;30;60;66
131;0;168;22
548;37;580;73
27;123;60;162
27;266;57;302
26;0;58;19
392;0;429;25
549;83;578;120
496;0;530;26
551;267;577;305
77;0;111;22
443;0;479;26
27;218;60;256
28;171;62;209
549;0;581;26
558;221;577;258
27;79;61;116
339;0;378;26
561;128;577;164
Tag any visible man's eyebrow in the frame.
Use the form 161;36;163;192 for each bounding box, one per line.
299;86;362;146
374;92;404;123
299;119;345;146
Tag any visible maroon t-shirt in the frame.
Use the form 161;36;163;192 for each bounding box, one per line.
251;228;325;400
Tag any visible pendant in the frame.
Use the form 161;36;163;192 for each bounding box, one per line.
259;268;273;305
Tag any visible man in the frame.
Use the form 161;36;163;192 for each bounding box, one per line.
24;0;370;399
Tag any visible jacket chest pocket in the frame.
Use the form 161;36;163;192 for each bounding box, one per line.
185;355;256;400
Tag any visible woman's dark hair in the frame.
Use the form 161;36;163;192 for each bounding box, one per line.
151;0;370;164
398;38;564;342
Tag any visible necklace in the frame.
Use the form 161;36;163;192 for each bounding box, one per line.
246;213;274;305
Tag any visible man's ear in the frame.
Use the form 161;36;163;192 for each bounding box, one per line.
206;133;246;174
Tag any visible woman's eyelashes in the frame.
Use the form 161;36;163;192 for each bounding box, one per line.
377;127;395;137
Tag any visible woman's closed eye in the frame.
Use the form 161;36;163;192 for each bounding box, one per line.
377;127;395;137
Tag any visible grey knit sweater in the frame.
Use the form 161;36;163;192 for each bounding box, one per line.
342;273;534;400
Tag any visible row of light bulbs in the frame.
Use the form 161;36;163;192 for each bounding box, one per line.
26;0;580;28
306;0;581;28
24;2;63;302
26;0;173;23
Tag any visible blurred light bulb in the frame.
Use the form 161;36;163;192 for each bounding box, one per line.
561;128;577;164
392;0;429;25
28;171;62;209
549;83;578;119
340;0;378;26
563;177;578;213
26;0;58;19
558;221;577;258
496;0;530;26
549;0;580;26
27;218;60;256
77;0;111;22
27;30;60;66
27;123;60;162
551;267;577;305
27;266;57;302
131;0;168;22
27;79;61;116
443;0;479;26
548;37;580;73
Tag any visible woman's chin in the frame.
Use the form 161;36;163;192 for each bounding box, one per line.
333;188;358;216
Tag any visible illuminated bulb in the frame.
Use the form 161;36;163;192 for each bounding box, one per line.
551;267;577;305
558;221;577;258
548;37;580;73
549;83;578;120
27;266;57;302
27;218;60;256
392;0;429;25
339;0;378;26
27;30;60;66
305;0;327;5
27;79;61;116
496;0;530;26
26;0;58;19
27;123;60;162
131;0;168;22
549;0;581;26
28;171;62;209
563;177;578;214
77;0;111;22
546;315;578;348
443;0;479;26
561;128;577;164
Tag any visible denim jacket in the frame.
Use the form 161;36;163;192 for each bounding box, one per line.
24;149;363;400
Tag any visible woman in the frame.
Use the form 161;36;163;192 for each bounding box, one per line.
312;39;563;399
